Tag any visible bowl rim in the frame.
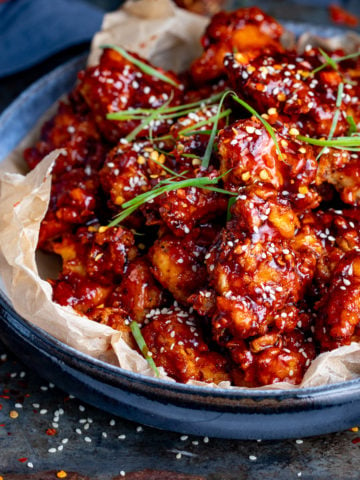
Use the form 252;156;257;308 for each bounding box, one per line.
1;32;360;403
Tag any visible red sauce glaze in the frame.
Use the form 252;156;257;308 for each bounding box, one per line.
25;6;360;387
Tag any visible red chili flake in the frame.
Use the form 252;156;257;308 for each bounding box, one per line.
46;428;57;436
18;457;28;463
0;395;10;399
255;83;266;92
13;201;20;208
0;404;2;410
329;4;358;27
0;424;5;427
352;437;360;444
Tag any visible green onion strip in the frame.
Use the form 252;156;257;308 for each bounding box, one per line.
101;44;180;88
130;321;160;377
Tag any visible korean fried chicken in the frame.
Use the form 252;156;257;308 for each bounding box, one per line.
24;6;360;387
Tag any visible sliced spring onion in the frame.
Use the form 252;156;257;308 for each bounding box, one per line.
101;44;180;88
230;91;284;160
130;321;159;377
346;115;358;135
226;196;237;221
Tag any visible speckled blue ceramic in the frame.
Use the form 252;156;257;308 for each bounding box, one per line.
1;42;360;440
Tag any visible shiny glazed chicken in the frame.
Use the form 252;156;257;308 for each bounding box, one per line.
24;7;360;387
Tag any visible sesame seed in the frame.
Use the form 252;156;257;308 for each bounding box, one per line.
249;455;257;461
48;448;57;453
84;436;92;443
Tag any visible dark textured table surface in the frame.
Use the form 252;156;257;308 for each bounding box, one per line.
1;1;360;478
0;340;359;479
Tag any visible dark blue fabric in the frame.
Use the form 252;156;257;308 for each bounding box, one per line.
0;0;104;78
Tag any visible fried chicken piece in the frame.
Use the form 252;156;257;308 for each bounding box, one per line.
318;152;360;206
154;169;228;236
230;184;300;240
77;48;183;143
315;251;360;351
207;227;316;339
108;258;165;324
298;209;360;298
190;7;283;85
218;119;320;211
142;307;230;384
148;229;211;304
50;225;137;313
38;168;100;249
86;306;135;347
24;102;107;176
230;329;316;387
100;140;165;210
52;225;137;283
224;48;352;137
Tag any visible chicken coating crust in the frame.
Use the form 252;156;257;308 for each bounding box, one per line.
230;328;316;387
142;308;230;384
77;48;183;143
148;228;214;304
108;258;165;324
190;7;283;85
218;118;320;211
51;225;137;313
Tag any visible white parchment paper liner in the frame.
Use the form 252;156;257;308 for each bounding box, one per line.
1;0;360;390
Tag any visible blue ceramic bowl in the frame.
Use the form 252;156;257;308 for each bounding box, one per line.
1;47;360;440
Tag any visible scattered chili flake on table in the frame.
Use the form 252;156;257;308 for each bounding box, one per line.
57;470;68;478
329;4;358;27
46;428;57;436
351;437;360;444
17;457;28;463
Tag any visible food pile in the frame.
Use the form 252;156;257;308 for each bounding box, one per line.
24;7;360;387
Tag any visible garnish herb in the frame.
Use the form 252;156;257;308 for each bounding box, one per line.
226;196;237;221
346;115;358;135
230;91;284;160
126;94;173;142
108;172;237;226
297;135;360;150
101;44;180;88
311;49;360;76
316;82;344;160
130;321;160;377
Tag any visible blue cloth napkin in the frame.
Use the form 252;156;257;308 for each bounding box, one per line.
0;0;105;78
